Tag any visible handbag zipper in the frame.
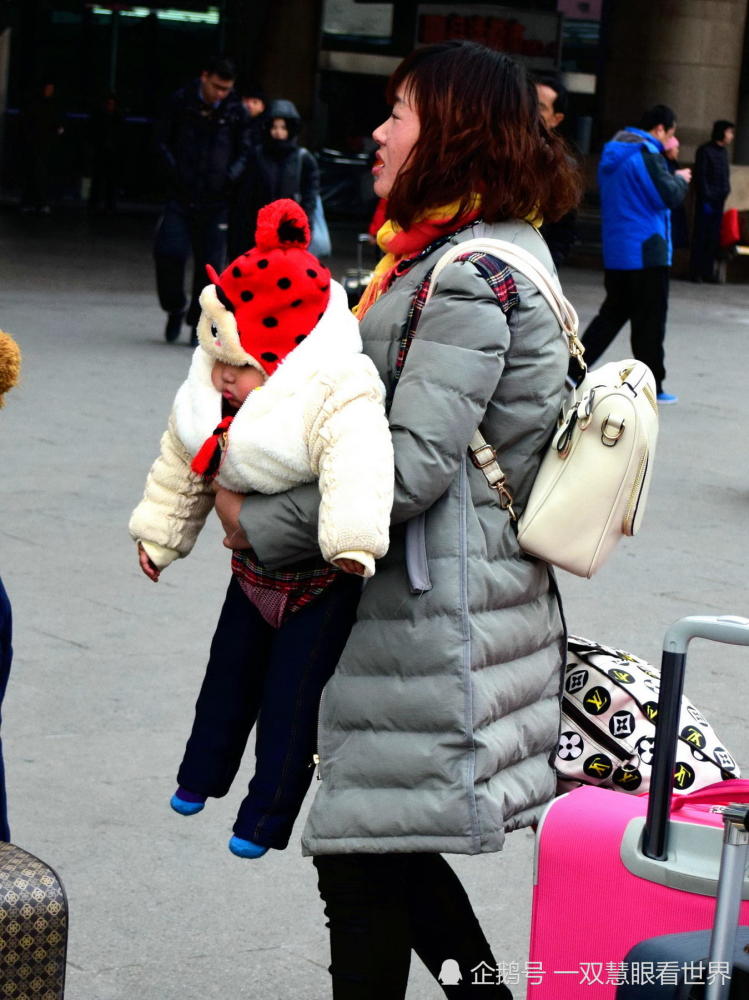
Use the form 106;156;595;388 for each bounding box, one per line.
623;450;649;535
562;697;633;762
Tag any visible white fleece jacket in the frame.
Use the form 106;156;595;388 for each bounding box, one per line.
129;282;394;577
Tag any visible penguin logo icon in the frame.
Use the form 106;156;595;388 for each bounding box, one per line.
438;959;462;985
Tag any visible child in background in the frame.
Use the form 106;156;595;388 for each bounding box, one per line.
129;199;393;858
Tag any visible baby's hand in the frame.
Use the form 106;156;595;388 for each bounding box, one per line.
137;543;161;582
334;558;367;576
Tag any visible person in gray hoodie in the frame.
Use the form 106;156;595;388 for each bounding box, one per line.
214;41;580;999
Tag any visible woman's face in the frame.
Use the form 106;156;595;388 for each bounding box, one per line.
371;86;420;198
270;118;289;140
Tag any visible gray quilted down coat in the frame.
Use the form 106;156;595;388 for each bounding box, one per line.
239;219;568;855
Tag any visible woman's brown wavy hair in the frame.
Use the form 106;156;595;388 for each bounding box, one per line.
384;41;582;230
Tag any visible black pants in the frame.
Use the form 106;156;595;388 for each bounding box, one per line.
153;200;229;327
89;155;118;212
690;201;723;282
21;150;51;210
177;573;361;848
581;267;668;391
313;853;513;999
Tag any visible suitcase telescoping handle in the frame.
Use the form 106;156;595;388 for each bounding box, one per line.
643;615;749;861
705;804;749;1000
356;232;369;278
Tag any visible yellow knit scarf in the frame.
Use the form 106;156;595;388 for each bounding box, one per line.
354;196;483;319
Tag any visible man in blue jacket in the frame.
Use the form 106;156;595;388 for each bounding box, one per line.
582;106;691;404
154;57;252;346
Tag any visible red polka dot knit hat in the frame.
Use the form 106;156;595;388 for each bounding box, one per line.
197;199;332;375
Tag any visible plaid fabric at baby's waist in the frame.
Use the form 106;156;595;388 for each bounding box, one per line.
231;549;339;589
231;549;339;626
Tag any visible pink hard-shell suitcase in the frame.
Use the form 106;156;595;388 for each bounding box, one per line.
527;615;749;999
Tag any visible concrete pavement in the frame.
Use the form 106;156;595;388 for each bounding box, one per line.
0;207;747;1000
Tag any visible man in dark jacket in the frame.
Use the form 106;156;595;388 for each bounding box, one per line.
581;105;691;404
535;73;578;268
20;82;64;214
237;78;268;147
88;93;123;214
154;57;252;345
690;119;735;284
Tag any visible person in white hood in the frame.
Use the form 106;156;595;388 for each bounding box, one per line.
129;199;393;859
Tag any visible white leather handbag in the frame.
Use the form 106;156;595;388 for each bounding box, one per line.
427;237;660;578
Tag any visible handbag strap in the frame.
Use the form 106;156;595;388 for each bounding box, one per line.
467;428;518;519
426;237;583;359
425;236;582;519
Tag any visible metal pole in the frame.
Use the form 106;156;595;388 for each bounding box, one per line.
704;806;749;1000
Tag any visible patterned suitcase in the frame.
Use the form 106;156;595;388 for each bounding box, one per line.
0;843;68;998
527;616;749;1000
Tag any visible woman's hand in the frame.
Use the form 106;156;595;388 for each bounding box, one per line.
137;543;160;582
213;487;252;549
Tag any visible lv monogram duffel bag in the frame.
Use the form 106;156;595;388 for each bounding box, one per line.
0;842;68;998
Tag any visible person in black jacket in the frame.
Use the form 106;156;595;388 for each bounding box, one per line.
690;119;735;283
88;93;123;214
153;57;252;345
228;99;319;261
535;73;579;268
663;135;689;251
237;78;268;147
19;82;64;214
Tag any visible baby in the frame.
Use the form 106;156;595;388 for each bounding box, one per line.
130;200;393;858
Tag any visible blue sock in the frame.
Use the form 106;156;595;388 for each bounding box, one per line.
170;786;206;816
228;835;268;859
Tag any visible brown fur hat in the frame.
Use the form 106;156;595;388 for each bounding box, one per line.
0;330;21;408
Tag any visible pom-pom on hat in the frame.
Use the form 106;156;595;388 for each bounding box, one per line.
197;199;331;375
